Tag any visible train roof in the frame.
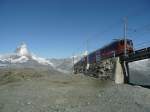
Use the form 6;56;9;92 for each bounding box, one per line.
101;38;132;49
88;38;132;55
74;38;132;64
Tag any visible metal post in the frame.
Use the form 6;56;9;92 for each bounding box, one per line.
123;61;129;83
72;54;75;73
86;39;89;63
124;17;127;57
113;51;116;58
86;39;89;70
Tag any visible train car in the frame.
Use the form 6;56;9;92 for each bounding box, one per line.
100;39;133;58
96;49;101;62
115;39;133;55
74;38;134;75
88;51;96;64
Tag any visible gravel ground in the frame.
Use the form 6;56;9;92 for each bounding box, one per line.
0;74;150;112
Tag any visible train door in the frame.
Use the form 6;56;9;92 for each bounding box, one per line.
96;50;101;62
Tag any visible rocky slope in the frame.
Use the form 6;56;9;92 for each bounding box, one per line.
49;58;73;73
0;74;150;112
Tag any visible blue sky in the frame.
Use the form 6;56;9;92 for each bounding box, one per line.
0;0;150;58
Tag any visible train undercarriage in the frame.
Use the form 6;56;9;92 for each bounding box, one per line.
74;58;115;80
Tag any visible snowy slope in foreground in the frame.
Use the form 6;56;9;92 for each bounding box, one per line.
129;59;150;85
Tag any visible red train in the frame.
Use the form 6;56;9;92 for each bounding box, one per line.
74;39;134;74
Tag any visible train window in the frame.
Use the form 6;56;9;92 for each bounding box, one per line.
130;41;133;46
120;40;124;45
127;40;133;46
112;42;117;49
127;41;130;45
131;41;133;46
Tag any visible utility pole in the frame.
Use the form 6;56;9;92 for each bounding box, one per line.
123;17;129;83
86;39;89;55
124;17;127;57
86;39;89;70
72;53;75;73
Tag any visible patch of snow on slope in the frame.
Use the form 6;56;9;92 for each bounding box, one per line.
11;56;29;63
32;55;54;66
129;59;149;72
0;53;15;62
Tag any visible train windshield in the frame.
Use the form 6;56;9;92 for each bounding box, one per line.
127;40;133;46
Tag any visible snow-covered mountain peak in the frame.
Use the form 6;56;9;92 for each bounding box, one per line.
0;42;54;66
15;42;31;57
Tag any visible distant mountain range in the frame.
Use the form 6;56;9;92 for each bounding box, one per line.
0;43;74;73
0;43;53;65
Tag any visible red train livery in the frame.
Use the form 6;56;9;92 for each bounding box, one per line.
74;39;133;74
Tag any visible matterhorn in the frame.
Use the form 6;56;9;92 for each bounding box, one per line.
15;42;31;58
0;42;74;73
0;42;53;66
